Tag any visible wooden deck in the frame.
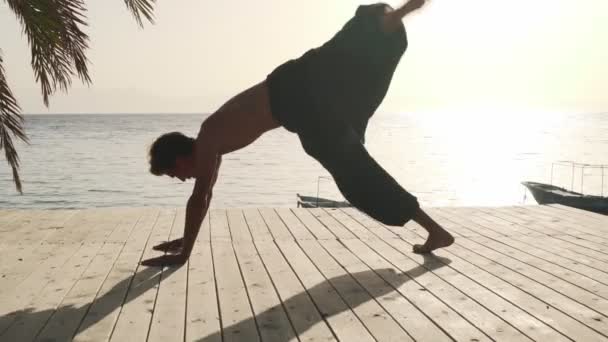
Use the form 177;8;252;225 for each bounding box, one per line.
0;204;607;342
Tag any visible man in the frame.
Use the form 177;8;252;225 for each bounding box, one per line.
142;0;454;267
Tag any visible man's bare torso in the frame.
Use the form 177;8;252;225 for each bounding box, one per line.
197;81;279;157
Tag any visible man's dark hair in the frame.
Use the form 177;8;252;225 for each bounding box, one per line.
149;132;195;175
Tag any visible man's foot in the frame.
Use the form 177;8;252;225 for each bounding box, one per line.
413;229;455;254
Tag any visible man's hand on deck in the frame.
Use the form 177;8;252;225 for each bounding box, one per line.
141;253;188;267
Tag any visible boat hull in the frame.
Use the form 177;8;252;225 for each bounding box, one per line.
522;181;608;215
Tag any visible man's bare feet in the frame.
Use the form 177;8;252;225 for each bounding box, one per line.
411;208;455;254
413;228;455;254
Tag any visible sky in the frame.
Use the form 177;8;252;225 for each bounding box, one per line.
1;0;607;114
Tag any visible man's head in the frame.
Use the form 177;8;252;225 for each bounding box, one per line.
149;132;196;181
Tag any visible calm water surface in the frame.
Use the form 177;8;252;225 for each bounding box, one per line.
1;112;607;209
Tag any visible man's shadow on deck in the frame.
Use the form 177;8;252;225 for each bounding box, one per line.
197;254;451;342
0;254;450;341
0;265;180;339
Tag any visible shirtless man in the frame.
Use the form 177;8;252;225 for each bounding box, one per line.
142;0;454;267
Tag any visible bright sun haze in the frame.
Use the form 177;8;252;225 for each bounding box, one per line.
0;0;607;114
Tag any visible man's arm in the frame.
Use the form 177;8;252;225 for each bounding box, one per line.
142;128;221;266
205;156;222;203
179;179;211;258
151;156;222;255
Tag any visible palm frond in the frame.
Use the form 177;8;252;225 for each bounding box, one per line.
124;0;156;27
1;0;157;194
0;51;28;194
6;0;91;106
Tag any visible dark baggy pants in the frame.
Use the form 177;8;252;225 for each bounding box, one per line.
266;3;420;226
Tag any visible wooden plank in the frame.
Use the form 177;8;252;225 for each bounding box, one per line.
211;207;259;342
242;208;273;242
212;239;260;342
534;205;608;232
210;209;231;241
426;208;488;238
0;241;105;341
443;242;608;337
253;240;336;341
493;235;608;285
185;238;221;342
291;209;336;240
259;208;293;240
296;239;413;341
455;237;608;316
398;234;608;341
273;239;374;342
470;235;608;299
468;208;608;262
307;209;356;240
361;235;570;342
435;208;608;286
341;208;581;341
33;209;145;342
34;242;125;341
471;207;551;237
0;210;96;330
522;206;608;246
21;210;78;245
234;239;297;341
0;210;78;294
43;209;110;244
231;209;297;341
318;239;452;342
341;208;424;244
227;209;252;241
100;208;146;243
77;208;132;244
511;234;608;271
445;207;542;237
323;208;390;240
148;208;189;342
109;208;177;342
275;208;315;240
0;242;57;292
0;209;17;219
491;206;588;237
343;237;494;342
549;235;608;258
0;242;83;334
72;208;160;342
0;210;46;241
0;210;35;233
439;207;608;290
517;206;607;239
344;208;607;341
199;210;211;242
549;204;608;222
356;236;534;342
433;207;520;238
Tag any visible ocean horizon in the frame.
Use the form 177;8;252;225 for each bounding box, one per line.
2;111;607;209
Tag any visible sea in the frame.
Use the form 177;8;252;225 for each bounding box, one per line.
1;112;607;209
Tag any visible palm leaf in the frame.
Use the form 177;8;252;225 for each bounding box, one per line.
6;0;91;105
0;51;28;194
1;0;156;194
124;0;156;26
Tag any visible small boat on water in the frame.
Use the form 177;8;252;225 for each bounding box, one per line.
521;181;608;214
296;176;352;208
296;194;351;208
522;161;608;215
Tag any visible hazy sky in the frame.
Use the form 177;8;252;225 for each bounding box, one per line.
1;0;607;114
